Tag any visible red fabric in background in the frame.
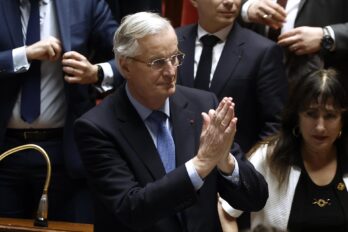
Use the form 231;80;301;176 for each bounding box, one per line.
181;0;198;25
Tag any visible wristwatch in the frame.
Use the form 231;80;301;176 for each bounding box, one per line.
321;27;334;52
96;65;104;86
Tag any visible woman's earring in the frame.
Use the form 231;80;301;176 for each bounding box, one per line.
292;126;300;137
338;131;342;139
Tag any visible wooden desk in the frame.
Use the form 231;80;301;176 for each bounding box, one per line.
0;217;93;232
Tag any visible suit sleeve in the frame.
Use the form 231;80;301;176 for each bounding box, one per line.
331;22;348;51
218;145;269;212
0;50;15;76
220;144;269;216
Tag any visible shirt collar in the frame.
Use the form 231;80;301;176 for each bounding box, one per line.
197;24;233;42
125;83;170;121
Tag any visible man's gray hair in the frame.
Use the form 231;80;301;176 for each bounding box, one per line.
113;12;173;59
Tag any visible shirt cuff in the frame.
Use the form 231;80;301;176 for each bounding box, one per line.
95;62;114;92
185;160;204;191
219;197;244;218
12;46;30;73
241;0;255;23
326;26;336;51
219;155;240;185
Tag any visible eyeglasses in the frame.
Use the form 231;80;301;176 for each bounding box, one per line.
129;52;185;70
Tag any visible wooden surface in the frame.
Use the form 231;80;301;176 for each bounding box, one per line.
0;217;93;232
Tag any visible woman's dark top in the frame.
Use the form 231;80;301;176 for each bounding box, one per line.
288;155;348;232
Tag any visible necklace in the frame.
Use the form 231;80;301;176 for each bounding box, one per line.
312;198;331;207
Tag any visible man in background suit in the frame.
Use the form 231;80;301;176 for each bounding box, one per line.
241;0;348;87
74;12;268;232
0;0;119;223
176;0;287;153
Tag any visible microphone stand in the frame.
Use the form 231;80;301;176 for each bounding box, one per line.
0;144;51;227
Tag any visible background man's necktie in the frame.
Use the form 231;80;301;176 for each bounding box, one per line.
21;0;41;123
194;34;220;90
148;111;175;173
268;0;288;41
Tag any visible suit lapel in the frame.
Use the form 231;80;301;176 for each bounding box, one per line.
54;0;71;51
296;0;307;22
170;90;197;166
178;25;197;87
210;24;243;96
3;0;23;47
116;86;166;179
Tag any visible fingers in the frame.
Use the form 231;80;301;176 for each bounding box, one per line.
62;51;92;84
249;0;286;29
48;39;62;61
212;97;235;131
26;36;62;61
201;112;211;133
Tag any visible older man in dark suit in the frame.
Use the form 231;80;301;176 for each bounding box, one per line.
176;0;287;153
74;12;268;232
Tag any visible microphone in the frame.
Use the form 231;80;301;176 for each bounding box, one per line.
0;144;52;227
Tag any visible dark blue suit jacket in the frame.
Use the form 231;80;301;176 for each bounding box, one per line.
176;23;288;152
0;0;118;178
74;84;268;232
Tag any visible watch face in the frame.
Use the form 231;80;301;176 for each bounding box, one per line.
322;35;334;50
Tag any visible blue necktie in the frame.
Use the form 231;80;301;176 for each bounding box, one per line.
148;111;175;173
21;0;41;123
194;35;220;91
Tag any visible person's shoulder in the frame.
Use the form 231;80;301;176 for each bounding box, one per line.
176;85;216;98
175;24;197;36
78;91;117;124
174;85;218;108
235;23;277;48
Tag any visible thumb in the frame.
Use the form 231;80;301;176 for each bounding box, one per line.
201;112;210;132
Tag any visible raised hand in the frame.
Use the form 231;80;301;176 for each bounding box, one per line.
62;51;99;84
192;97;238;178
277;26;323;55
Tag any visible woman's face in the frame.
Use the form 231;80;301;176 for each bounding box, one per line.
298;99;343;153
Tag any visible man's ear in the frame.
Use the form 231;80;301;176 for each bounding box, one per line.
118;57;130;79
190;0;198;8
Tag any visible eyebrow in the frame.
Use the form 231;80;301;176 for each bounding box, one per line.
148;50;180;60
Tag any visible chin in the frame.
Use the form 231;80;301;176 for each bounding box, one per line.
167;85;176;96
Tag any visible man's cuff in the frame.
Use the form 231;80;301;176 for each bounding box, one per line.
219;156;240;185
241;0;255;23
326;26;336;51
95;62;114;92
219;197;244;217
185;160;204;191
12;46;30;73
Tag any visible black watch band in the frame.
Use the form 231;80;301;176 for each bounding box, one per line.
96;65;104;86
321;27;334;52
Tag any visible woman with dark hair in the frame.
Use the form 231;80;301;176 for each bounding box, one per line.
220;68;348;231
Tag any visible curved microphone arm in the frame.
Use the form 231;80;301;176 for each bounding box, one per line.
0;144;51;227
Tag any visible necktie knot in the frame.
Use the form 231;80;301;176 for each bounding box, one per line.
200;35;220;48
148;111;167;124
